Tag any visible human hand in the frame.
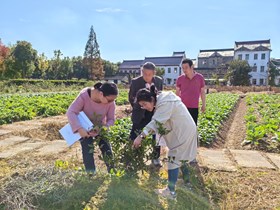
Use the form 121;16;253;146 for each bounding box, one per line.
88;126;101;137
78;128;90;138
133;136;143;149
201;104;206;113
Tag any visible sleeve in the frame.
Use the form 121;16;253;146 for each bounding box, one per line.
176;76;180;88
128;79;137;106
106;102;116;127
143;102;173;135
66;91;85;133
200;75;205;88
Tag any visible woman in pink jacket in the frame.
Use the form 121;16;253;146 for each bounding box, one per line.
67;82;118;173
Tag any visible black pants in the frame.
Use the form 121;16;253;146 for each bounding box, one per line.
80;137;113;172
130;124;160;159
187;108;199;125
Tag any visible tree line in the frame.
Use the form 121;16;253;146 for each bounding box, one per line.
0;26;119;80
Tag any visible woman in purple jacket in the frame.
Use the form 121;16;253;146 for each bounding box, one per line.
66;82;118;173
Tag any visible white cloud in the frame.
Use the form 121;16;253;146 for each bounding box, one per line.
95;8;127;13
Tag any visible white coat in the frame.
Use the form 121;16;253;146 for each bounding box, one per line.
143;91;197;170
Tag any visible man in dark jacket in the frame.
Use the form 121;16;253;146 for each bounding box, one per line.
129;62;163;166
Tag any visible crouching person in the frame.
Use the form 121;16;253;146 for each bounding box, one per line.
133;85;197;199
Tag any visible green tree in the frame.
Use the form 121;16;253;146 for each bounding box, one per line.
268;60;280;86
47;50;63;79
103;60;118;76
32;53;49;79
11;41;37;78
226;60;251;86
155;67;165;78
83;26;104;79
72;56;88;79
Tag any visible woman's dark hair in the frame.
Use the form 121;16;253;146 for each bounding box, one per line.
93;82;118;96
136;85;157;103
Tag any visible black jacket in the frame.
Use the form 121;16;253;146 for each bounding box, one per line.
128;76;163;125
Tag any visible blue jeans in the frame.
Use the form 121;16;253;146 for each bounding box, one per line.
168;168;179;192
80;137;114;172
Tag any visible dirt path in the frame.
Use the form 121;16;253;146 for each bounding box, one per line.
224;95;247;149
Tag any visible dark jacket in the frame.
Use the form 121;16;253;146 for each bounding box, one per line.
128;76;163;126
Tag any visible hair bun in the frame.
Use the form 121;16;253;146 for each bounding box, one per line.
93;82;102;89
150;85;157;96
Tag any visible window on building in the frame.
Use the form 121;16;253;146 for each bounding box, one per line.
213;60;215;65
173;79;176;84
238;54;242;60
261;53;266;59
252;79;257;85
167;78;171;84
203;60;207;65
260;79;264;85
260;66;265;72
168;68;171;73
174;67;177;74
254;54;258;60
245;54;249;60
252;65;257;72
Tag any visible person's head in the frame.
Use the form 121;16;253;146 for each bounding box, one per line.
136;85;157;112
141;62;156;83
93;82;118;104
181;58;194;76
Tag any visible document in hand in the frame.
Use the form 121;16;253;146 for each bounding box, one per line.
59;111;94;146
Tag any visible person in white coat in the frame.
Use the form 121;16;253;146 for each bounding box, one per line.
133;85;197;199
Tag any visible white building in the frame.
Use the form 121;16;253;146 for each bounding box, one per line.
118;52;186;86
234;40;271;86
143;52;186;86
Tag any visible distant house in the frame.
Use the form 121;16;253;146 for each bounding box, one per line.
196;48;234;83
104;75;128;85
118;60;143;76
234;39;271;86
270;58;280;86
118;51;186;86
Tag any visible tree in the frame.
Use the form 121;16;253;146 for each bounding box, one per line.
103;60;118;76
0;39;10;78
268;60;280;86
226;60;251;86
72;56;88;79
83;26;104;79
11;41;37;78
32;53;49;79
155;67;165;78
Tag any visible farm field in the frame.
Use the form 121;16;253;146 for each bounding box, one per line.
0;89;279;210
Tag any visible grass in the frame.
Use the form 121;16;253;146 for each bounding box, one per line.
0;163;212;210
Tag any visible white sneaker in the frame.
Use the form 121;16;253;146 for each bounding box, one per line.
155;187;176;200
152;159;162;167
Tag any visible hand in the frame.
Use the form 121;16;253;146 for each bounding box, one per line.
133;136;143;149
78;128;90;138
88;126;100;137
201;104;206;113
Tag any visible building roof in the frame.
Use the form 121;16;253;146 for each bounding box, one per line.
198;48;234;58
119;60;143;69
172;51;186;56
143;56;184;66
234;39;271;51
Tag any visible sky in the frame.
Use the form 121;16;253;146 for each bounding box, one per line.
1;0;279;63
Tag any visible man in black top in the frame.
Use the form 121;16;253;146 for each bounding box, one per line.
129;62;163;166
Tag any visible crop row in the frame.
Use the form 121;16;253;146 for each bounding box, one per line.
245;94;280;151
0;90;129;125
198;93;239;145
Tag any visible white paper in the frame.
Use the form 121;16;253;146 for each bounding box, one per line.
59;111;94;147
